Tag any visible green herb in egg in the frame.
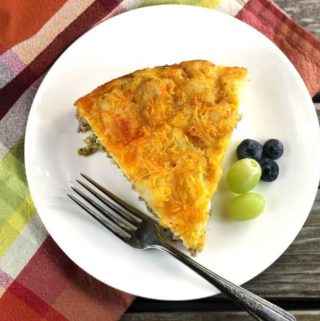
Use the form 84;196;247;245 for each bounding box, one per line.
78;134;104;156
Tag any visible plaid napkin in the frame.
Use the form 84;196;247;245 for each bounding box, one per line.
0;1;319;320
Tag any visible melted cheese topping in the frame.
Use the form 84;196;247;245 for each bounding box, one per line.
75;60;247;251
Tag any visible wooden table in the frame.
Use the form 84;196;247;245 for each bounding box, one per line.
121;1;320;320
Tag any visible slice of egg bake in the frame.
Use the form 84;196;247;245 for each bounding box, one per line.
75;60;247;252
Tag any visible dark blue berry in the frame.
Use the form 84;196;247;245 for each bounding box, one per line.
236;139;263;161
260;158;279;182
263;139;284;160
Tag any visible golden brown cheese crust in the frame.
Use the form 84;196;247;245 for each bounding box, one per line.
75;60;247;251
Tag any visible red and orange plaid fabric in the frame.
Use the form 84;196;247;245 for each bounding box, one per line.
0;1;319;321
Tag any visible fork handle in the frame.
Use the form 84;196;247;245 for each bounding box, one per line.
155;243;296;321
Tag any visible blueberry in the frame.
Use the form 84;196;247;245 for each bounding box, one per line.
260;158;279;182
236;139;263;161
263;139;284;160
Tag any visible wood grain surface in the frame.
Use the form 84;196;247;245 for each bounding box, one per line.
121;2;320;320
122;311;320;321
274;0;320;38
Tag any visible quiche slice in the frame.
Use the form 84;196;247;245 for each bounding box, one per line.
75;60;247;252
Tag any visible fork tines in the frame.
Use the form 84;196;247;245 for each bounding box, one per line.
68;174;153;242
68;192;132;240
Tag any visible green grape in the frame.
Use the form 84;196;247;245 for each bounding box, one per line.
227;158;262;194
228;193;265;220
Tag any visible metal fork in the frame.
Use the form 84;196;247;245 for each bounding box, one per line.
68;174;296;321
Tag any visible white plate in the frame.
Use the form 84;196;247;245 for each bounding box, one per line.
25;5;320;300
